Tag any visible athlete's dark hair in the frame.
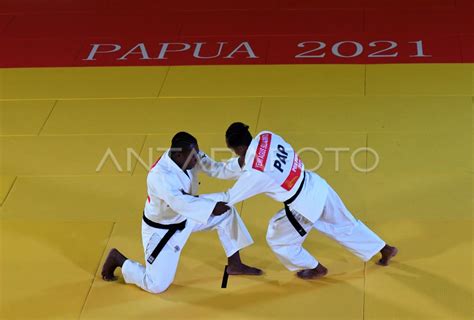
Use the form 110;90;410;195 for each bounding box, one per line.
226;122;253;148
171;131;197;152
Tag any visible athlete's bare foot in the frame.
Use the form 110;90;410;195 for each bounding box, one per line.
226;251;263;275
101;248;127;281
377;245;398;266
297;263;328;280
227;263;263;275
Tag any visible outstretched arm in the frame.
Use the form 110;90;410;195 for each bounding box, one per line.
206;170;274;206
197;152;242;180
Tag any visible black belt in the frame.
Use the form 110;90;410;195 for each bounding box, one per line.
283;172;306;237
143;214;187;264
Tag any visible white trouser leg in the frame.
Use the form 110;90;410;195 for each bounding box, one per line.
266;209;318;271
313;185;385;262
121;207;253;294
192;207;254;257
121;222;193;294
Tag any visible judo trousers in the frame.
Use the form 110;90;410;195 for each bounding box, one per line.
266;184;386;271
122;207;253;293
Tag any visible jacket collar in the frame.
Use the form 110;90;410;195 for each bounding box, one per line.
161;149;191;179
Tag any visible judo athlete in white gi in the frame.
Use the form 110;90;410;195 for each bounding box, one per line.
101;132;262;293
212;123;398;279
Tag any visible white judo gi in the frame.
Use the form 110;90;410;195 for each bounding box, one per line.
122;150;254;294
216;131;386;271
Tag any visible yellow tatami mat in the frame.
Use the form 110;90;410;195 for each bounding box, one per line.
1;220;113;319
0;176;145;221
0;100;55;135
41;98;261;135
80;199;367;320
0;67;169;100
1;64;472;320
0;135;146;175
160;65;365;97
367;132;471;174
364;171;472;220
0;175;16;206
363;218;472;320
258;96;472;133
366;64;473;96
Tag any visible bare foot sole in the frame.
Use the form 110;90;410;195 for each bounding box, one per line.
297;263;328;280
227;264;263;276
377;245;398;266
101;248;125;281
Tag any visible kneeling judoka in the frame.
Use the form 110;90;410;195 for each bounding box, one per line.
210;122;398;279
101;132;262;294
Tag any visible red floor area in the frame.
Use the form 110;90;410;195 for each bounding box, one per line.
0;0;472;67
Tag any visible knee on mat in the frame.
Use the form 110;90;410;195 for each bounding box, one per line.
146;278;172;294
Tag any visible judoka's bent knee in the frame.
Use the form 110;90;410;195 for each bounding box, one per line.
266;222;285;248
144;276;173;294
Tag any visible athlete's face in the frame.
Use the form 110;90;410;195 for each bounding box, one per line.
176;144;200;170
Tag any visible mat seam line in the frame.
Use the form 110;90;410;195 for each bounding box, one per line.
365;133;368;175
254;97;264;132
78;221;116;320
131;135;149;175
364;64;367;96
363;262;367;320
156;67;171;97
0;176;17;206
37;100;58;135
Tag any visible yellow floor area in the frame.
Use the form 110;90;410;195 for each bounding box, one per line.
0;65;472;319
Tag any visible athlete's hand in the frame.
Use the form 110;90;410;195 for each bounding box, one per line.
212;202;230;216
